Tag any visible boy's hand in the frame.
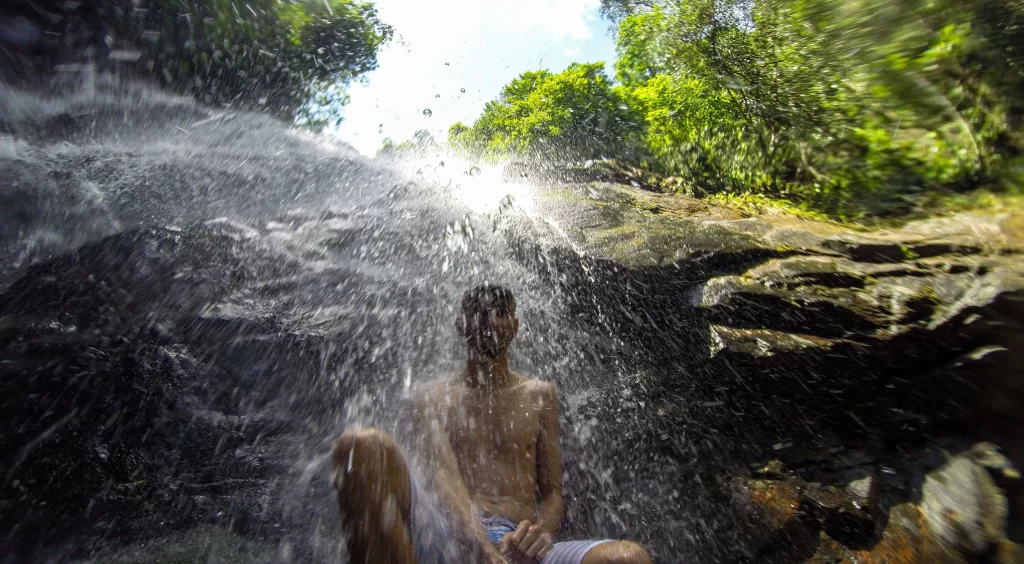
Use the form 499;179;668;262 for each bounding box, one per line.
499;520;554;562
475;528;511;564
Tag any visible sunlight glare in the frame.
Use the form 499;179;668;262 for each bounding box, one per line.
449;160;536;215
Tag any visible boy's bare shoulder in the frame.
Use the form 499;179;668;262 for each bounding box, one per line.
516;376;559;401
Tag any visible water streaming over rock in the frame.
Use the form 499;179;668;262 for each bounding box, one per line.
0;79;694;563
3;78;1023;564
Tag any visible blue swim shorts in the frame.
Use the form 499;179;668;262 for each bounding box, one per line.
481;515;612;564
407;474;611;564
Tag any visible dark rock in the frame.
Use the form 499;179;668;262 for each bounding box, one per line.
0;156;120;286
518;176;1024;562
0;226;306;558
920;452;1011;558
2;93;1023;563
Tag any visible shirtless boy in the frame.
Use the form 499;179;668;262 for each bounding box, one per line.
332;284;653;564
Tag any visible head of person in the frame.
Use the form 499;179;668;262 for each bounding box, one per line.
457;283;518;359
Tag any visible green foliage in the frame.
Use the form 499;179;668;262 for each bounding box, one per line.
619;0;1024;218
447;0;1009;218
117;0;392;126
614;7;670;88
705;192;831;222
448;63;644;162
616;0;868;198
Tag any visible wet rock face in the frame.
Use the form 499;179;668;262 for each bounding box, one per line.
0;124;1021;562
2;86;537;561
0;157;120;284
0;215;440;557
525;181;1024;562
0;159;523;561
0;227;298;558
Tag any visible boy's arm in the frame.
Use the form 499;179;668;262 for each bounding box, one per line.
408;390;508;563
534;382;564;535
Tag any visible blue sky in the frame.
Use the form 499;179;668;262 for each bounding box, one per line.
332;0;617;156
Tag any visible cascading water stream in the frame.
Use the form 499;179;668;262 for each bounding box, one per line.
0;79;697;563
5;66;1024;564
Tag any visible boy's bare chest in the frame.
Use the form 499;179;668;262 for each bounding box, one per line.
442;391;541;455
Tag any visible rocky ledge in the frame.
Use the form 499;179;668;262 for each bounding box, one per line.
512;177;1024;563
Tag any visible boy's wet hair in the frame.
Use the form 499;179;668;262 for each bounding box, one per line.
461;283;516;316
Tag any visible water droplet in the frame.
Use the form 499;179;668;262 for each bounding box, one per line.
460;88;466;93
444;216;474;254
467;166;482;177
109;50;142;62
499;194;515;214
435;94;441;98
423;108;433;117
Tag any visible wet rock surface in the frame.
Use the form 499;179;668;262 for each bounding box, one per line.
1;88;1023;563
0;85;481;562
0;208;483;562
517;179;1024;562
0;225;321;560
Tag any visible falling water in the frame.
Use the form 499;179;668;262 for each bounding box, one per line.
0;79;702;562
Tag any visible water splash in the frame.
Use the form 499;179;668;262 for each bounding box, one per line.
0;78;689;563
444;215;474;254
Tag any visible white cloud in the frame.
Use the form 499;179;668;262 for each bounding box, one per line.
332;0;613;155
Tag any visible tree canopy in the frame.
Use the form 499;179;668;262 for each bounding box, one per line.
452;0;1024;218
117;0;392;127
448;63;643;162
